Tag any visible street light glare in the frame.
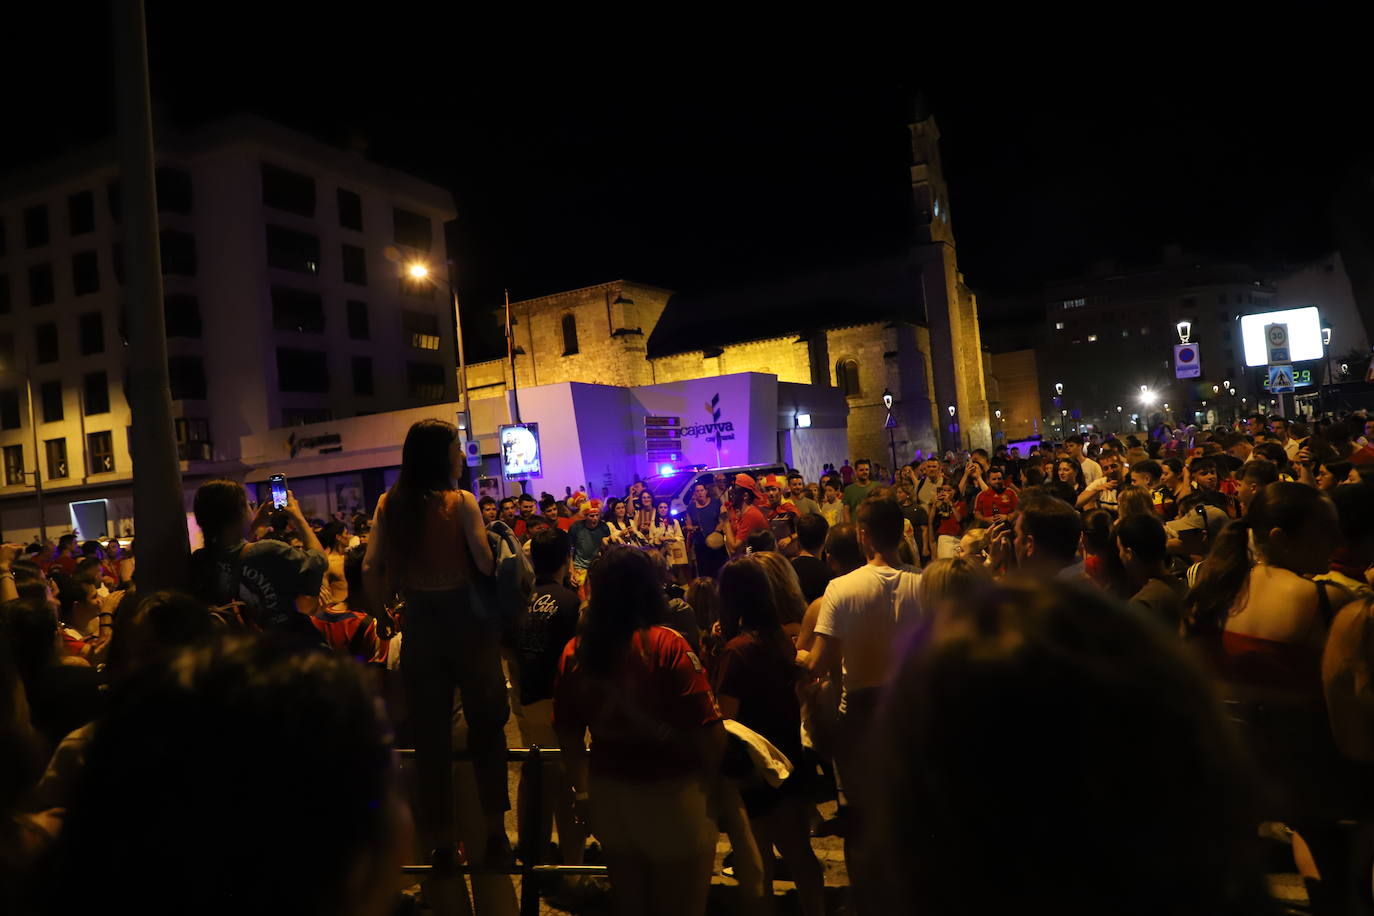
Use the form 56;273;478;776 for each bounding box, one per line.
1139;389;1157;405
408;263;429;279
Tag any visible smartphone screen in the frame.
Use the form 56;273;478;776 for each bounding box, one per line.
269;474;288;509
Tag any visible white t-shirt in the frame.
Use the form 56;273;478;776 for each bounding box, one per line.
814;563;922;700
1079;456;1103;486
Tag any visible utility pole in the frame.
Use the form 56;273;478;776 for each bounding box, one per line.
113;0;190;589
22;359;46;542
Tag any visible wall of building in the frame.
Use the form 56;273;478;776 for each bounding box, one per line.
506;282;672;391
989;349;1043;442
1273;252;1367;364
0;115;459;529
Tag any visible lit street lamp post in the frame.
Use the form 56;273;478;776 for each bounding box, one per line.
407;262;470;433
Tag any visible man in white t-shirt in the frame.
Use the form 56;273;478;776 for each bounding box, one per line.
807;493;920;916
1065;434;1102;486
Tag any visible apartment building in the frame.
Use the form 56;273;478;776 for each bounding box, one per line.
0;115;456;541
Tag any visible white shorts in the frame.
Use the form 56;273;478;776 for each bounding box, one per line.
589;772;717;863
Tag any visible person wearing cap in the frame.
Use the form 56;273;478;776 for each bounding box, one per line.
762;475;787;519
569;499;611;587
723;474;770;559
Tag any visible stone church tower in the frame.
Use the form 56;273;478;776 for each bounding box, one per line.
910;101;992;451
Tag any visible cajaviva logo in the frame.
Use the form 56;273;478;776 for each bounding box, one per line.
683;393;735;442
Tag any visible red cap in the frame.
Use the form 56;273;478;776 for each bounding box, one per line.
734;473;765;502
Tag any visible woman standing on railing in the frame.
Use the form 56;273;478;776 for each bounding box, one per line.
363;419;508;874
554;546;725;916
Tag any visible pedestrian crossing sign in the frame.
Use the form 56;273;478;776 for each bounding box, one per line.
1267;365;1295;394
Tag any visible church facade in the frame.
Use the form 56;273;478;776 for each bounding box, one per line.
465;108;994;466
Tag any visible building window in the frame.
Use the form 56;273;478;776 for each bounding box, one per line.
175;418;211;461
39;381;63;423
261;162;315;217
68;190;95;235
352;355;374;396
1054;321;1064;330
83;372;110;415
168;356;208;400
45;438;68;480
1217;293;1227;305
35;322;58;363
1181;297;1196;310
281;408;333;427
403;310;441;350
88;431;114;474
836;358;861;397
1218;311;1229;321
1235;293;1244;304
1121;329;1130;337
271;286;325;333
29;264;55;307
79;315;105;357
265;225;321;275
24;205;48;248
1140;326;1150;335
276;347;329;393
0;274;10;314
111;243;125;285
1087;334;1099;342
107;181;122;224
160;230;197;276
393;207;432;251
337;188;362;230
3;445;24;486
72;250;100;295
341;244;367;285
0;333;13;366
346;300;369;340
156;166;193;213
164;294;202;338
562;313;579;355
399;274;435;299
1223;330;1232;342
407;361;445;400
0;390;19;430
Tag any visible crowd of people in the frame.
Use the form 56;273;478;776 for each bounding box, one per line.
10;410;1374;914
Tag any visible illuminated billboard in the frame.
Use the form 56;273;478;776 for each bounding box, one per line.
1240;306;1322;367
499;423;542;479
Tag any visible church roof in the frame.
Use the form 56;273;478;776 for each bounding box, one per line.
646;253;928;359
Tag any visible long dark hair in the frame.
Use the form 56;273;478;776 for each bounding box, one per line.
719;555;794;659
576;547;669;676
384;419;461;570
1185;482;1327;635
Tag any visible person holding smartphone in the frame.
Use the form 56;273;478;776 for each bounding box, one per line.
189;478;327;641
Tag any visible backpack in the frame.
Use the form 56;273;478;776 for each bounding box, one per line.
488;523;534;641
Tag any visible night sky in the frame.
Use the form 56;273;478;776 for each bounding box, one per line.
8;9;1367;358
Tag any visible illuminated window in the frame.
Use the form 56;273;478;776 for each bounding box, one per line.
1121;329;1129;337
1088;334;1098;342
403;310;441;350
1055;321;1065;330
1140;326;1149;335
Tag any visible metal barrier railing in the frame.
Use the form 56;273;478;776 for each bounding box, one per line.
396;745;608;916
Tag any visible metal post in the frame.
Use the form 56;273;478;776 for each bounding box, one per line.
112;0;190;590
505;289;521;424
446;266;469;429
21;362;46;542
888;427;898;482
519;745;544;916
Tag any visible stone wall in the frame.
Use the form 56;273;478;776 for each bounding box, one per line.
650;334;813;385
988;349;1044;442
505;282;672;391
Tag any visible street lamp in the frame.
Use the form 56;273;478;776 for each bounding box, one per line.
0;357;46;541
403;258;471;435
882;389;898;477
948;404;956;417
882;389;893;411
1176;320;1192;343
1139;388;1157;406
1054;382;1064;397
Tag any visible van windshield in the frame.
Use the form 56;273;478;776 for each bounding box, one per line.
645;471;695;499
